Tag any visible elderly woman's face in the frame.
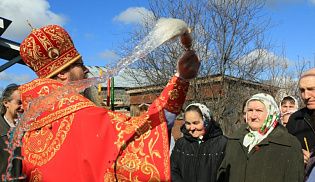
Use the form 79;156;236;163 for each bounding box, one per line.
184;110;205;138
246;100;268;131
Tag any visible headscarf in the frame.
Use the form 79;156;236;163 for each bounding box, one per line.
185;103;211;128
279;95;298;115
243;93;280;153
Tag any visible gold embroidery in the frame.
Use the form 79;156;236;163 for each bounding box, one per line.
19;79;59;93
157;100;170;178
104;172;129;182
25;125;53;153
120;153;142;172
152;98;170;179
36;28;54;51
103;76;188;181
168;89;179;100
19;25;81;78
37;86;50;96
29;168;42;182
105;111;168;181
30;101;94;131
108;112;134;149
58;95;81;109
24;113;75;166
42;52;81;78
44;25;73;53
19;78;95;131
162;77;189;113
47;47;60;59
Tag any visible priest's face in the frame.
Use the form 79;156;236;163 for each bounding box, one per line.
68;60;89;81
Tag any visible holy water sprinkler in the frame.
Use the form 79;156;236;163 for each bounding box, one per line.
180;29;193;50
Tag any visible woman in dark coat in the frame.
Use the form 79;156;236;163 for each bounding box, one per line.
217;93;304;182
171;103;227;182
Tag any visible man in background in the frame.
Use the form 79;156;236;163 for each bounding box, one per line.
287;68;315;180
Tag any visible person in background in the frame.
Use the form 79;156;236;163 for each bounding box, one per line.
242;98;249;123
218;93;304;182
171;113;184;141
279;96;298;127
170;113;184;153
18;24;200;181
138;103;149;115
171;103;227;182
0;83;24;179
286;68;315;180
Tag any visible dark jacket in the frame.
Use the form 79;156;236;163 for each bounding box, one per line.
217;124;304;182
286;107;315;179
171;121;227;182
286;107;315;151
0;115;23;181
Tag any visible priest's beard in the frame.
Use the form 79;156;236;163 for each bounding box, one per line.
81;86;103;107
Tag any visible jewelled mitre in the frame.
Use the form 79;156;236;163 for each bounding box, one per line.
20;25;81;78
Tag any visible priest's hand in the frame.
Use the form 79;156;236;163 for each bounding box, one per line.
176;50;200;80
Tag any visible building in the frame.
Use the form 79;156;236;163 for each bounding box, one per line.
126;74;279;135
86;66;148;112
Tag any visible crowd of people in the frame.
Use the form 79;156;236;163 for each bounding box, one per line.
0;23;314;182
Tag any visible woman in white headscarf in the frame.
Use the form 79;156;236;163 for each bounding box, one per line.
171;103;227;182
217;93;304;182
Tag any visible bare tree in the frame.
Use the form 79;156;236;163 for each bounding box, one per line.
120;0;289;135
262;44;314;107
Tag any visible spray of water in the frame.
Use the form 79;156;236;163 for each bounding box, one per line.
2;18;190;181
112;17;189;76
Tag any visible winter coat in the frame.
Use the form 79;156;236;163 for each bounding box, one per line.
217;124;304;182
286;107;315;180
171;121;227;182
287;107;315;152
0;115;23;179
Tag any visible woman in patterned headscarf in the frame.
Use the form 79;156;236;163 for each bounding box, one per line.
217;93;304;182
171;103;227;182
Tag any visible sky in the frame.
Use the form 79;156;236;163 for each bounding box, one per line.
0;0;315;88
